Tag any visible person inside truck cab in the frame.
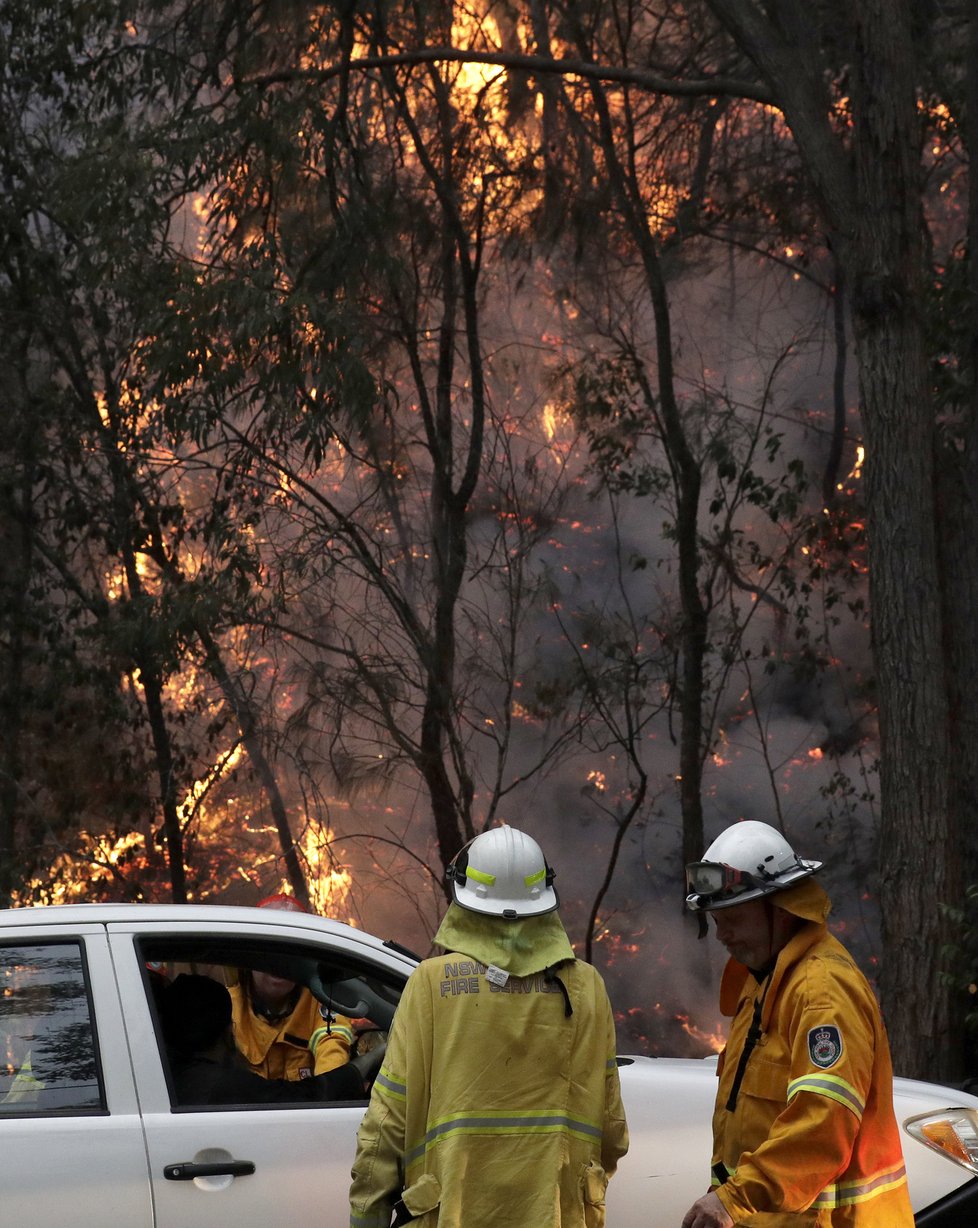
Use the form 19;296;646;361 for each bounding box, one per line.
159;973;380;1106
228;893;356;1082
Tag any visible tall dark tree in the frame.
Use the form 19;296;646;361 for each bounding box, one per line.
698;0;969;1085
7;0;970;1074
324;0;973;1078
0;0;295;904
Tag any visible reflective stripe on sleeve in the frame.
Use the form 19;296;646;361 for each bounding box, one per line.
350;1209;393;1228
715;1160;907;1209
373;1066;407;1101
787;1071;865;1118
811;1161;909;1208
310;1022;355;1050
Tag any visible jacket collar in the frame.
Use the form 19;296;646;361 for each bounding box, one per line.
433;902;575;976
718;918;825;1023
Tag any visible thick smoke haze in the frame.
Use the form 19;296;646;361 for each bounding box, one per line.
299;248;879;1057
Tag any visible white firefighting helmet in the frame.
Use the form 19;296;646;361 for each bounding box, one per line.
257;893;307;913
447;827;559;918
685;820;822;912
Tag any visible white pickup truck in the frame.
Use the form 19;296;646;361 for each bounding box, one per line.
2;903;977;1226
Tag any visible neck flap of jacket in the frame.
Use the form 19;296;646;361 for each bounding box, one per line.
433;901;575;976
718;879;833;1017
773;876;831;924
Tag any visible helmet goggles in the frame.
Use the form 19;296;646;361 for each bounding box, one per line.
685;860;766;905
685;821;823;913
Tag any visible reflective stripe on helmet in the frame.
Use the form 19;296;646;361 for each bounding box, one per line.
447;827;559;917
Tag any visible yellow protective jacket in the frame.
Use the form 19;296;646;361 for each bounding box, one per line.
0;1053;44;1107
711;879;914;1226
349;905;629;1228
229;983;353;1080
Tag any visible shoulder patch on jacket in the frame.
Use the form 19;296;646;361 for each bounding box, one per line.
808;1024;844;1069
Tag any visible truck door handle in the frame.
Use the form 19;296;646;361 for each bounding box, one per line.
164;1160;256;1181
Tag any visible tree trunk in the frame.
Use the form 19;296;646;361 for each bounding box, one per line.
708;0;962;1078
939;6;978;897
198;629;311;910
139;658;187;904
844;0;958;1079
0;386;34;907
574;59;708;889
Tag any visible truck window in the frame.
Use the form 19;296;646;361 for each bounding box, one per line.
136;935;398;1110
0;943;103;1114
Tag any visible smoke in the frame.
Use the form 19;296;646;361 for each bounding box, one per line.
305;244;881;1058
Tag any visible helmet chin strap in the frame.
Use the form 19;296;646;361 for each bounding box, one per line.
759;897;804;971
744;897;781;977
764;896;777;965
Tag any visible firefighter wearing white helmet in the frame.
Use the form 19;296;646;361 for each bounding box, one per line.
680;821;913;1228
685;819;822;912
350;826;629;1228
447;824;560;917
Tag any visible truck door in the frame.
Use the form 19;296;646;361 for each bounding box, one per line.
0;927;154;1228
108;923;386;1228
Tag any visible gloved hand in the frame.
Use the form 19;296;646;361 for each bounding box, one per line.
350;1038;387;1086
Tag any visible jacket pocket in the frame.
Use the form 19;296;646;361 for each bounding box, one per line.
397;1172;442;1224
581;1160;609;1228
738;1054;789;1104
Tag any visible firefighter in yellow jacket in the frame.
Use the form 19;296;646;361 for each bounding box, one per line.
681;820;914;1227
229;893;354;1081
349;826;629;1228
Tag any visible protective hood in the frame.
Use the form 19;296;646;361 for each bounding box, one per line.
772;876;831;924
718;879;832;1017
433;901;575;976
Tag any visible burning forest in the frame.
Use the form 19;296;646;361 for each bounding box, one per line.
1;1;976;1081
